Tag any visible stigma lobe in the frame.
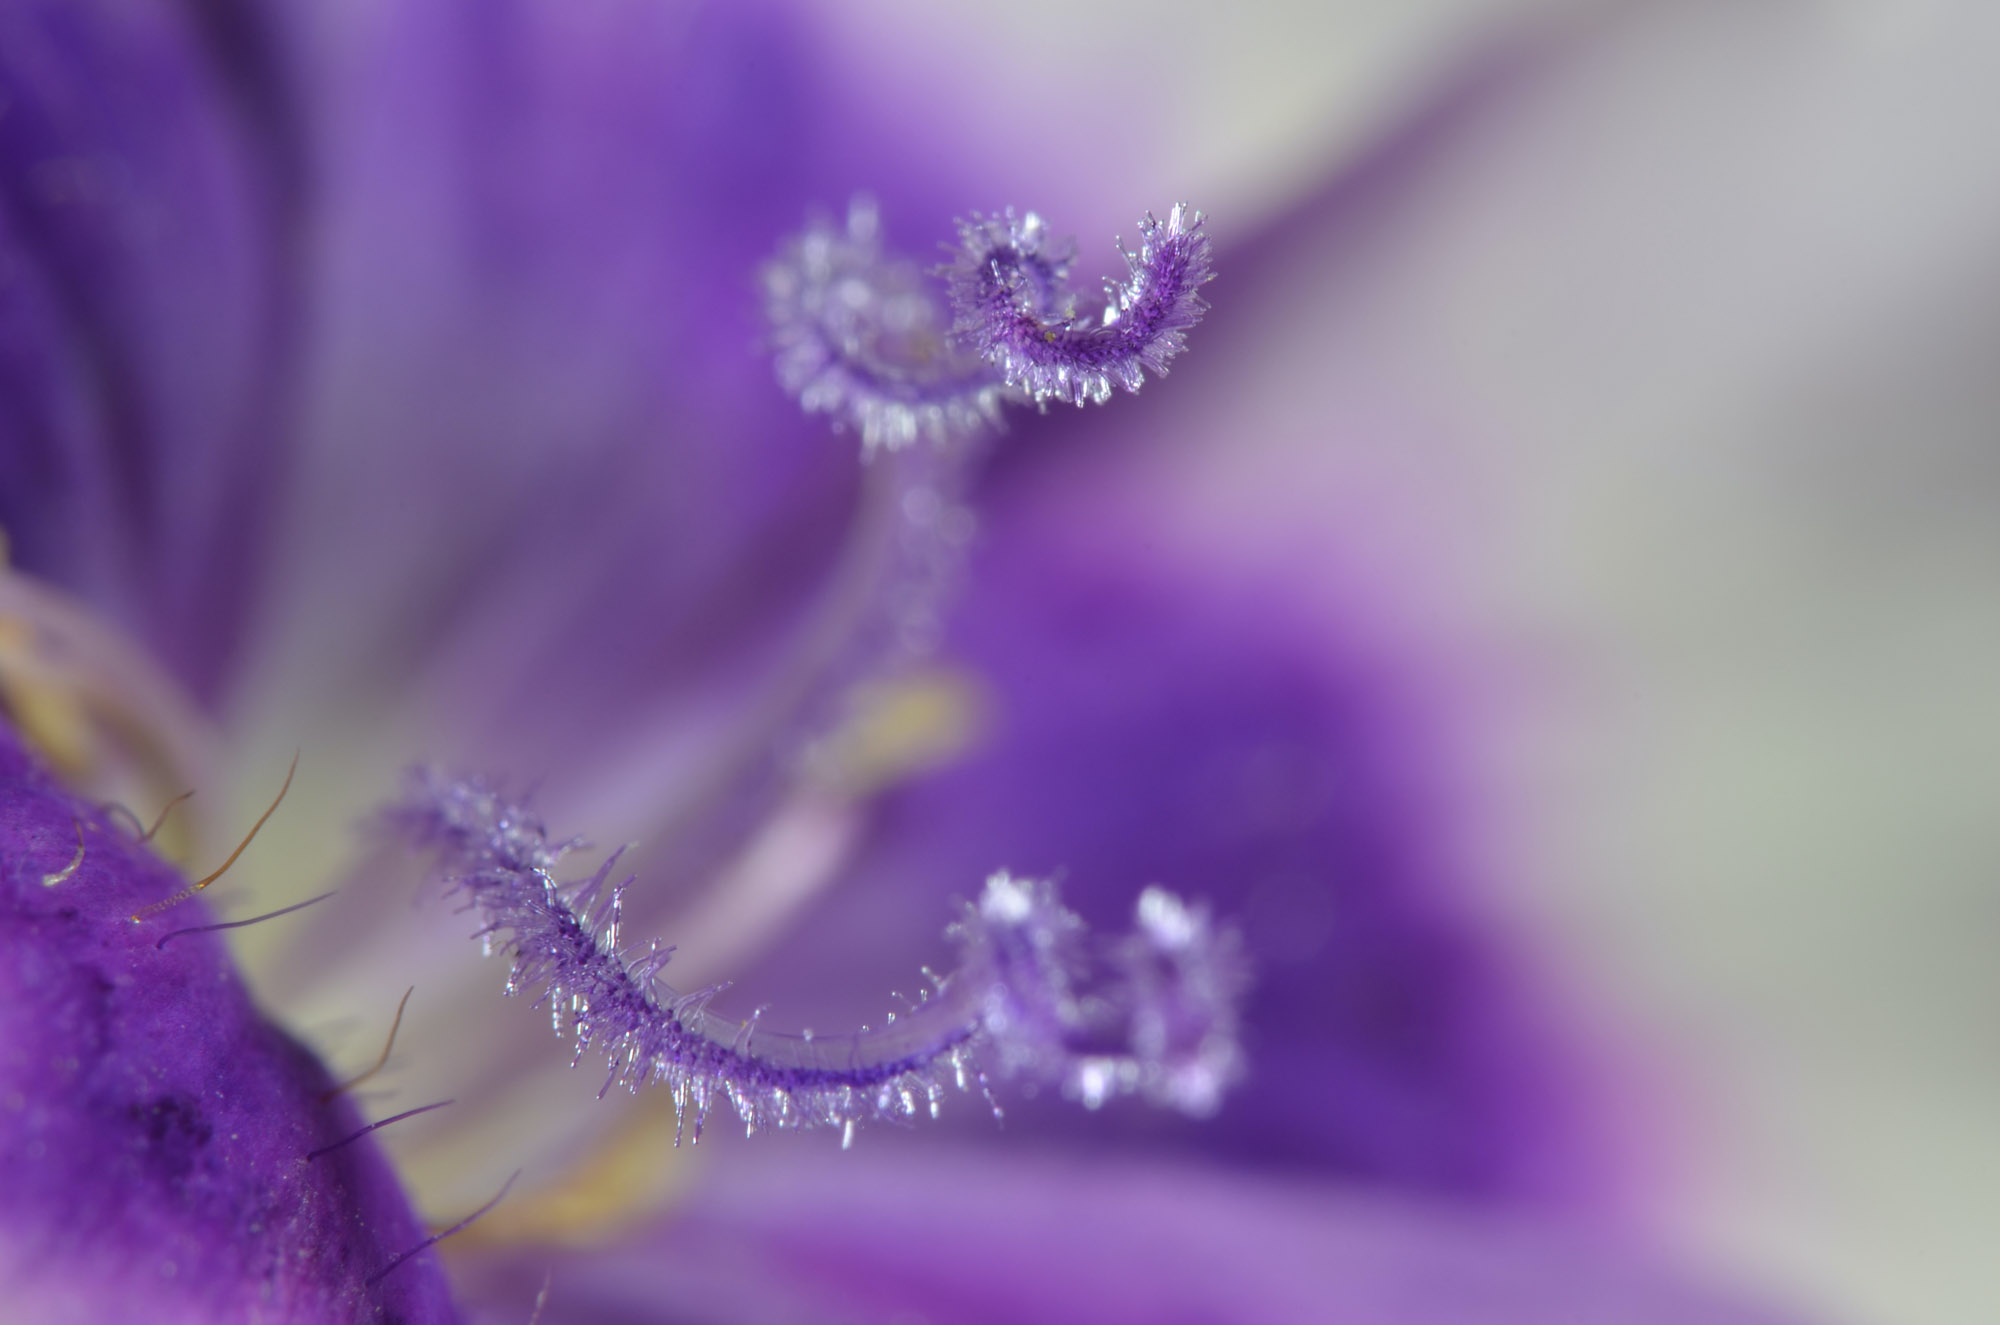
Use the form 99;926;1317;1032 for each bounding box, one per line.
764;199;1214;450
387;768;1248;1146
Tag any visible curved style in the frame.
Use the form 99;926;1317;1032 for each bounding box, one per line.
390;768;1247;1147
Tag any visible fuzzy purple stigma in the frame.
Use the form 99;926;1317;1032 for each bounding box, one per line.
944;203;1215;408
764;200;1213;449
763;197;1015;451
387;769;1247;1148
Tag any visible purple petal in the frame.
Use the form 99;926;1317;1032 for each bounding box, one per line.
732;443;1613;1202
251;0;979;780
0;718;458;1322
453;1146;1802;1325
0;0;298;703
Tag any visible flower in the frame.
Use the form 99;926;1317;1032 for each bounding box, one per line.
10;0;1978;1321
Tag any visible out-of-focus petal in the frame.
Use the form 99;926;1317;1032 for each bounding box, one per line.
453;1145;1801;1325
0;716;458;1322
810;0;1598;240
733;451;1619;1204
0;0;300;703
939;6;2000;1322
237;0;966;772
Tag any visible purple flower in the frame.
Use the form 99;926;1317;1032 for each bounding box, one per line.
10;0;1973;1321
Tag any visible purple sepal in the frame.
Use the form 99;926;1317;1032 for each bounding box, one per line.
0;0;297;704
0;719;459;1323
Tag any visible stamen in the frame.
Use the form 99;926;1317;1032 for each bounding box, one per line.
321;986;416;1102
130;753;296;922
306;1099;457;1162
154;890;338;950
366;1170;520;1287
38;815;84;888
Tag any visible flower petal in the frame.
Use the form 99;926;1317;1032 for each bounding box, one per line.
735;462;1615;1202
0;717;459;1322
454;1146;1802;1325
0;0;299;702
